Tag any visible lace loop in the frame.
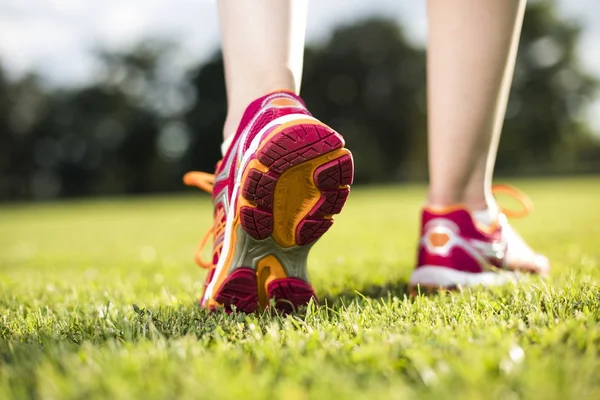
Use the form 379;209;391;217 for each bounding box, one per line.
184;170;223;269
183;171;215;194
492;184;533;219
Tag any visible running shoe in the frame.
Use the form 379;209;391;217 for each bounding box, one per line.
410;184;550;292
184;91;354;312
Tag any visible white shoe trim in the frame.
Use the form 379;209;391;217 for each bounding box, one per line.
409;265;517;288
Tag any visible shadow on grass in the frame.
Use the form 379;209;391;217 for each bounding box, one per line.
321;279;410;307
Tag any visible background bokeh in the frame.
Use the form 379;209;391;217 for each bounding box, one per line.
1;0;599;201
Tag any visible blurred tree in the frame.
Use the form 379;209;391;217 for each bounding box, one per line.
185;19;427;183
302;19;427;183
1;44;170;200
32;87;162;196
497;0;599;174
299;3;599;181
1;72;50;200
1;1;599;201
185;54;227;176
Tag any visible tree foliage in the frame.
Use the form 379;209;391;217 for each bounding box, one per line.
1;2;598;201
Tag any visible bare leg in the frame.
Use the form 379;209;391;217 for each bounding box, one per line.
418;0;549;277
218;0;307;141
426;0;526;212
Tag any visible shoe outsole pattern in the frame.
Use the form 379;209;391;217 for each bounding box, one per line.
214;123;353;314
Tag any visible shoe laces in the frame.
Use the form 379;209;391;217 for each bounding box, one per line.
183;167;225;269
492;184;533;219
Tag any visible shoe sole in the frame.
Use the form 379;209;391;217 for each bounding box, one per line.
408;265;518;295
211;121;353;313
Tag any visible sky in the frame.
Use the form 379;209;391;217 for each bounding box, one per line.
1;0;599;130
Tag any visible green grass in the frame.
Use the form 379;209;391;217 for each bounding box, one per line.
1;177;599;400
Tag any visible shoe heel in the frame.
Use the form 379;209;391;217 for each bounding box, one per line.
214;264;317;314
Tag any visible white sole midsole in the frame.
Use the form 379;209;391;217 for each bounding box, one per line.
409;265;517;288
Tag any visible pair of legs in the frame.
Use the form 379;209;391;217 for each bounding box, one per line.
218;0;526;213
183;0;547;310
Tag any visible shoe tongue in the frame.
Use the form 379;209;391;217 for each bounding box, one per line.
471;204;500;227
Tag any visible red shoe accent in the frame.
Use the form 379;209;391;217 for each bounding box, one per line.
214;268;259;313
411;196;549;290
215;269;318;314
267;278;317;314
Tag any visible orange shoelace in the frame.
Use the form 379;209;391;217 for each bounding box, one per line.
491;184;533;219
183;170;224;269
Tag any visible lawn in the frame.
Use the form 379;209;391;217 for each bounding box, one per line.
1;177;599;399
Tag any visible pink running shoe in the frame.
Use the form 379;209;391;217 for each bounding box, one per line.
410;185;550;291
184;91;354;312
